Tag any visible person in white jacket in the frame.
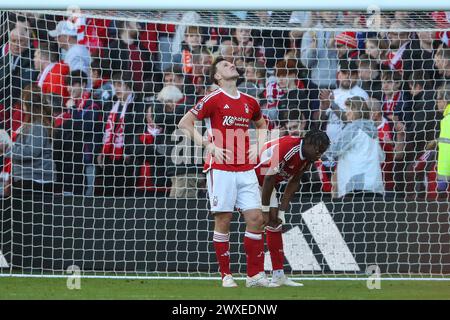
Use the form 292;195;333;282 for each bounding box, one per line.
323;96;385;199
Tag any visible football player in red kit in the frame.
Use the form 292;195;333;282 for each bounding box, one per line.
179;57;268;288
256;129;330;286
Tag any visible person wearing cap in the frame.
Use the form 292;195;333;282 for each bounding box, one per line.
315;59;369;193
335;31;359;60
49;20;91;80
317;59;369;144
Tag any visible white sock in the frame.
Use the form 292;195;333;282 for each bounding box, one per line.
272;269;284;279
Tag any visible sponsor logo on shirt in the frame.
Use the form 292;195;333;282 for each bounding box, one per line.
222;116;250;127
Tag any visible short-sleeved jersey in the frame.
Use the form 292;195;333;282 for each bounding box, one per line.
255;135;311;185
190;88;262;172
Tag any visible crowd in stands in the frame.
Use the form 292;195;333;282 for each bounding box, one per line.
0;10;449;200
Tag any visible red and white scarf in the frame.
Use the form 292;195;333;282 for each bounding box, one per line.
382;91;400;118
102;94;133;161
386;41;409;71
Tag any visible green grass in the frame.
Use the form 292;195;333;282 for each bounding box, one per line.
0;278;450;300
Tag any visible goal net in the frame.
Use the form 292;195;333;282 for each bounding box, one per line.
0;8;449;280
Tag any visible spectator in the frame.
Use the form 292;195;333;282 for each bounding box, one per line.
215;39;239;63
315;59;369;192
275;59;310;127
323;96;384;199
171;12;201;58
158;64;196;106
34;42;70;101
380;69;409;123
436;83;450;196
107;21;153;93
49;20;91;77
335;31;359;60
358;54;383;101
53;70;101;196
172;25;203;75
152;85;202;198
384;20;414;78
143;12;179;72
281;109;305;137
238;60;265;98
191;47;213;99
368;97;395;191
300;11;339;89
0;23;34;109
364;35;388;65
97;71;145;197
232;24;263;63
289;11;314;42
136;104;163;193
316;59;369;144
380;69;412;192
73;17;111;57
4;85;55;198
411;31;437;78
163;65;185;89
90;57;114;112
250;11;288;68
434;45;450;84
405;70;439;163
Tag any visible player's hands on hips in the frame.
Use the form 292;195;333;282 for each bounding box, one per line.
206;142;232;163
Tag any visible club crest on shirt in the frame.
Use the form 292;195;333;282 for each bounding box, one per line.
195;101;204;111
244;103;249;114
213;196;218;207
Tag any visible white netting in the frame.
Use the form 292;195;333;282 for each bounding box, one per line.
0;9;449;279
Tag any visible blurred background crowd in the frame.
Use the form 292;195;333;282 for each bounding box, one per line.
0;10;449;201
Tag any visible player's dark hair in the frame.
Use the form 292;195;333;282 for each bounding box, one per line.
304;129;330;152
210;56;227;85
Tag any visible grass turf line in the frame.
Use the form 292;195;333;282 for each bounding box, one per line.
0;278;450;300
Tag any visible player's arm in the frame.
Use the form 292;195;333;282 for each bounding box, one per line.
261;173;278;228
261;174;277;210
178;110;231;162
178;112;208;150
278;169;306;212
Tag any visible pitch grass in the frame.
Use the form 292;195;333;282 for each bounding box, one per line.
0;278;450;300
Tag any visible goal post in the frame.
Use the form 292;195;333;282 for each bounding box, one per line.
0;4;449;280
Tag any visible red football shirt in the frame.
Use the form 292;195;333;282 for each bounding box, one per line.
190;88;262;172
255;135;311;185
